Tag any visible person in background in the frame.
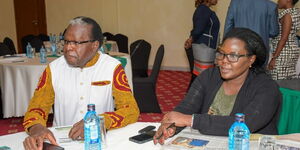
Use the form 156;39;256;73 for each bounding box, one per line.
154;28;282;145
22;16;139;150
184;0;220;87
268;0;300;80
224;0;279;64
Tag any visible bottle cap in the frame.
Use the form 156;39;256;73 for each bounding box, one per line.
87;104;95;111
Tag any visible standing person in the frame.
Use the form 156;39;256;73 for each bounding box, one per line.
224;0;279;63
22;16;140;150
184;0;220;86
268;0;300;80
154;28;281;145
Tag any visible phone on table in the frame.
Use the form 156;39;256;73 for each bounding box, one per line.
129;130;156;144
43;142;64;150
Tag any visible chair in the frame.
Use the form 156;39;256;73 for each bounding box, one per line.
30;37;44;53
38;33;50;41
21;34;35;52
3;37;16;55
276;79;300;135
130;39;151;78
0;43;12;56
133;45;164;113
103;32;114;41
113;33;128;53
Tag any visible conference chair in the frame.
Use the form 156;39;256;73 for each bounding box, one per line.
30;37;44;53
130;39;151;78
3;37;16;55
103;32;114;41
38;33;50;41
0;43;12;56
21;34;35;52
133;45;164;113
113;33;128;54
276;79;300;135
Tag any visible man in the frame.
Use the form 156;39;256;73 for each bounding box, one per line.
224;0;279;57
23;16;140;150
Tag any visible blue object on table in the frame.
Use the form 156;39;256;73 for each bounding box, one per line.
26;43;33;58
112;56;127;68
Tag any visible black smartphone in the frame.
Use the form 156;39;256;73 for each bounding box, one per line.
129;131;156;144
138;125;156;134
43;142;64;150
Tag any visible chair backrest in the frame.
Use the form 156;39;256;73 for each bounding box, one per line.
3;37;16;54
30;37;44;52
38;33;50;41
130;39;151;77
113;33;128;53
103;32;114;41
21;34;35;52
149;45;164;83
0;42;12;56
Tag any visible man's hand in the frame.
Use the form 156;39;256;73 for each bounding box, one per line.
69;120;84;140
23;124;57;150
184;37;193;49
153;111;192;145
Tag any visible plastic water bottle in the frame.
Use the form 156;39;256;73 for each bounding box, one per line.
26;43;33;58
40;47;47;64
228;113;250;150
84;104;101;150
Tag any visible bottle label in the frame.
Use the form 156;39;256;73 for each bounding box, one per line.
89;124;99;144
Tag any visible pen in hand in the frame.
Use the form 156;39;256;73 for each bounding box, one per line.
156;122;176;140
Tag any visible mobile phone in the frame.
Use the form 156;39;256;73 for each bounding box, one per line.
138;125;156;134
43;142;64;150
129;131;156;144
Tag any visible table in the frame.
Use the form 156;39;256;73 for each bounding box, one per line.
0;52;133;118
1;122;300;150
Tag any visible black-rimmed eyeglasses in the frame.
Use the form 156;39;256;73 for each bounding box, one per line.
62;40;96;46
215;51;252;63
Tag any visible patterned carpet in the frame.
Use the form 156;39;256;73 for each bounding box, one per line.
0;70;191;136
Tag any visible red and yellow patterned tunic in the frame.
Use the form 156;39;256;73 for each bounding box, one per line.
23;52;139;132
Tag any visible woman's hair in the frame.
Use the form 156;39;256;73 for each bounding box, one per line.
195;0;206;7
222;28;267;73
293;0;299;5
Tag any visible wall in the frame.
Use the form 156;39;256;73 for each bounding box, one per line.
2;0;298;70
0;0;17;50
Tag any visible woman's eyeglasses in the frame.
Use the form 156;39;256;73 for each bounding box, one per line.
215;51;252;63
62;40;96;46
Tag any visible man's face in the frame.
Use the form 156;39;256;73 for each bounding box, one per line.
63;24;99;68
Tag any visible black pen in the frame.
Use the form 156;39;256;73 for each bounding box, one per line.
156;122;176;140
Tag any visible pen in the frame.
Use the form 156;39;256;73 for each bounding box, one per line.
156;122;176;140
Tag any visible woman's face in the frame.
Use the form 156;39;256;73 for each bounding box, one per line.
277;0;287;9
216;38;256;81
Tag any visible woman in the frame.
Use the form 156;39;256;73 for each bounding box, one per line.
154;28;282;145
185;0;220;86
268;0;300;79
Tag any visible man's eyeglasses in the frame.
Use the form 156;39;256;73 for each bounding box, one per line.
62;40;96;46
215;51;252;63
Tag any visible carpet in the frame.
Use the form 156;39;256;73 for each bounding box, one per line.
0;70;191;136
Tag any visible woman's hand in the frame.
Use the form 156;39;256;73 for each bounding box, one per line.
184;37;193;49
153;111;192;145
268;58;276;70
68;120;84;140
153;122;176;145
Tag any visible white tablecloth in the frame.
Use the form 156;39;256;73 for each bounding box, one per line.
1;122;300;150
0;53;132;118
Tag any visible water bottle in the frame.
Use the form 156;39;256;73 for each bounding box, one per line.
40;47;47;64
26;43;33;58
228;113;250;150
84;104;101;150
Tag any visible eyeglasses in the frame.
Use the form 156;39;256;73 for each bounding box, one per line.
62;40;96;46
215;51;252;63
